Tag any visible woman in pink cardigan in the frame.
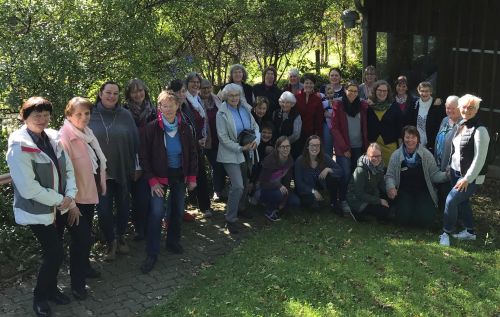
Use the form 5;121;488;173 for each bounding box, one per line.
59;97;107;276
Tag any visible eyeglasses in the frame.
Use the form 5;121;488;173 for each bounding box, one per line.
347;89;358;93
227;94;240;98
279;145;291;149
308;144;321;148
376;89;388;93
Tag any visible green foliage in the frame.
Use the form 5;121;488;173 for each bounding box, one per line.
146;211;499;316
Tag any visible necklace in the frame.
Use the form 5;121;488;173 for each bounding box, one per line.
98;110;117;144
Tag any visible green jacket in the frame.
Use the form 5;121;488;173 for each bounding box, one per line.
347;156;386;213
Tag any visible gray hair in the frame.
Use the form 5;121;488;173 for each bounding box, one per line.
185;71;202;87
200;78;212;88
279;91;296;105
229;64;248;83
445;95;459;107
288;68;300;77
221;83;244;103
458;94;482;110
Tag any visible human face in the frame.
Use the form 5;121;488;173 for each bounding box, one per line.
375;84;389;102
174;86;187;105
67;103;91;131
232;69;244;83
364;71;376;84
99;84;119;109
261;128;273;143
200;84;212;99
329;70;341;85
280;100;294;113
307;139;321;157
226;91;241;108
325;88;334;100
254;103;268;119
129;86;145;105
404;132;419;153
304;79;315;94
277;140;291;158
345;85;359;103
289;73;299;85
25;110;51;135
418;87;432;102
264;70;275;86
446;102;460;122
396;83;407;96
459;102;478;121
159;98;179;122
367;148;382;167
187;76;201;95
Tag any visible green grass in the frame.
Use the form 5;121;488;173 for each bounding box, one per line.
145;210;499;317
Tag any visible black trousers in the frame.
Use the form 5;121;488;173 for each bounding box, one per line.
299;173;339;207
363;204;390;220
30;210;91;300
189;150;211;212
77;203;95;270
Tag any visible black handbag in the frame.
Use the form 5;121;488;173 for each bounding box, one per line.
237;128;256;146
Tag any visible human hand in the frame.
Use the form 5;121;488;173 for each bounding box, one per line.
318;168;331;180
199;137;207;148
243;141;257;151
187;182;197;191
58;196;73;210
454;178;469;192
313;189;323;201
380;198;389;208
279;185;288;195
67;206;82;227
433;98;442;106
387;188;398;200
151;183;164;197
367;99;374;106
344;151;351;158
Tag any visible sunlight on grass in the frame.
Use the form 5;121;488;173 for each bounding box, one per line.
284;299;339;317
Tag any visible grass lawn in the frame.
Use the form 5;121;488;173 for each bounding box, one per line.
146;190;500;316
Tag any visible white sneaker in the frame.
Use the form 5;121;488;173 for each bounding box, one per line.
340;201;351;214
439;232;450;246
452;229;476;240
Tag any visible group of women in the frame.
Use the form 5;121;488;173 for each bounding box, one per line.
6;64;490;317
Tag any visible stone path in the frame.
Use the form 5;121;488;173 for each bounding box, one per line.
0;206;267;317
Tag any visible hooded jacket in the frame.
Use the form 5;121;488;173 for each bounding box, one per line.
347;156;385;212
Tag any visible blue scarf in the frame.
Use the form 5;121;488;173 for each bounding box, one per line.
162;114;178;133
402;145;421;168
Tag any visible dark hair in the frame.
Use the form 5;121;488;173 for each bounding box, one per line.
301;135;325;168
125;78;151;105
254;96;269;109
275;135;289;149
185;72;203;88
394;75;408;87
261;121;274;132
328;67;342;78
402;125;420;143
167;79;184;92
229;64;248;83
95;81;120;105
344;80;359;90
19;96;53;121
369;80;392;104
262;66;277;83
301;73;316;84
65;97;93;117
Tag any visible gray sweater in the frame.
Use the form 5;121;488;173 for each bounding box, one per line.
385;145;448;205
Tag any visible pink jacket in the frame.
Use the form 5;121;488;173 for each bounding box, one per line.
59;123;105;204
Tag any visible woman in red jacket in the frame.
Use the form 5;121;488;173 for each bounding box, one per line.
330;81;369;215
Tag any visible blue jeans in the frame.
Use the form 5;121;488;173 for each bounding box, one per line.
146;182;186;256
335;147;362;201
259;188;300;212
323;122;334;156
131;175;150;235
443;169;477;233
97;179;130;243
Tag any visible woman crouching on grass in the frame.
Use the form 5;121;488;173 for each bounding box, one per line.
139;90;197;274
294;135;342;212
258;136;300;221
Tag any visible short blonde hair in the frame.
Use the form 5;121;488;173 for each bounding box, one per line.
458;94;482;110
366;142;381;154
65;97;93;117
157;90;177;104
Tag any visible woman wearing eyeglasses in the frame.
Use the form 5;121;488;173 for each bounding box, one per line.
347;143;389;221
294;135;342;211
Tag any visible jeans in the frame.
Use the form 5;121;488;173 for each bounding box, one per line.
323;122;334;156
188;150;211;211
97;179;130;244
206;148;226;195
259;188;300;212
336;147;363;201
30;211;91;299
146;181;186;256
443;169;477;233
131;175;150;236
298;173;339;207
223;162;249;223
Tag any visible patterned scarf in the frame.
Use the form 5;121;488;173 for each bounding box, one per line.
360;154;384;174
127;101;154;127
371;100;391;112
402;145;421;168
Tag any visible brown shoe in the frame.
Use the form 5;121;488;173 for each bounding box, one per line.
104;240;117;261
117;236;129;254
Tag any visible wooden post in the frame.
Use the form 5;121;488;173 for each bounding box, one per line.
315;49;321;74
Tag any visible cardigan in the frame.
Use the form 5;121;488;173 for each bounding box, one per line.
295;90;324;138
330;99;369;155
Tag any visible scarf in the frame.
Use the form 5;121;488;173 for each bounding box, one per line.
343;95;361;117
63;119;107;174
402;145;421;168
360;154;384;175
371;100;391;112
186;90;206;118
127;101;154;127
162;114;178;137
